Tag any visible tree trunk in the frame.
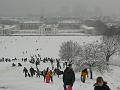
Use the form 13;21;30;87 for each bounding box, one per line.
106;55;110;62
106;55;111;65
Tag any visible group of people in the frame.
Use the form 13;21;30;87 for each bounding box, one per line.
63;64;110;90
23;66;36;77
22;60;110;90
23;66;54;83
12;62;22;67
43;67;53;83
0;57;18;62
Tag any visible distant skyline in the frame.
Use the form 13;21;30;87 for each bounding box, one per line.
0;0;120;17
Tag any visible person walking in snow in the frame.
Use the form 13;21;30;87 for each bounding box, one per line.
29;67;35;77
94;77;111;90
63;64;75;90
42;69;46;82
45;70;51;83
43;67;49;82
65;61;67;68
49;70;53;82
23;67;28;77
36;59;40;67
56;59;61;69
81;68;88;83
36;67;40;77
63;62;66;68
51;63;54;70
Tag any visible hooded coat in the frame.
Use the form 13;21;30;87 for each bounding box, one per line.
94;82;111;90
63;67;75;86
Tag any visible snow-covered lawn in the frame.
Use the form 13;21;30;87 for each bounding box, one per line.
0;36;101;58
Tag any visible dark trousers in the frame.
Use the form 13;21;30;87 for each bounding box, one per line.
25;73;27;77
82;77;86;83
31;73;33;77
44;76;46;82
64;84;67;90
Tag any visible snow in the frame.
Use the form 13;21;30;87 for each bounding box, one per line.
0;36;119;90
21;21;41;24
0;61;120;90
0;36;101;59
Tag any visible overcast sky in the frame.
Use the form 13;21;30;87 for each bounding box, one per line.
0;0;120;17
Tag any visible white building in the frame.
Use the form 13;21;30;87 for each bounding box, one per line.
0;25;17;35
81;25;96;35
58;19;81;30
39;24;58;35
18;21;43;30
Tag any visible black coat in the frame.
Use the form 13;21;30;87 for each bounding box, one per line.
94;82;110;90
63;67;75;85
30;67;35;74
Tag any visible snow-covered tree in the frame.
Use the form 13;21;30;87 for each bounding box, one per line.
102;34;120;62
75;43;108;78
59;40;81;63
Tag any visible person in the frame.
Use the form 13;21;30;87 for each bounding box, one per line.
12;63;16;67
42;69;46;82
18;63;22;67
36;67;40;77
56;59;61;69
63;64;75;90
63;62;65;68
65;61;67;68
51;63;54;70
81;68;88;83
35;60;39;68
23;67;28;77
54;68;63;78
29;67;35;77
43;67;49;82
49;70;53;82
94;77;111;90
45;71;51;83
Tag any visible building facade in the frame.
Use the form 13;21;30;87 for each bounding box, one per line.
39;24;58;35
18;21;43;30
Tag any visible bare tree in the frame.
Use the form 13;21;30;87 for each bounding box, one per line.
75;43;108;79
102;34;120;62
59;40;81;63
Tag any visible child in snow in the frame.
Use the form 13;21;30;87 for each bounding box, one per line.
49;70;53;82
81;69;88;83
94;77;110;90
45;71;51;83
23;67;28;77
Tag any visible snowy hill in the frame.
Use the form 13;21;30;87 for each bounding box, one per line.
0;61;120;90
0;36;120;90
0;36;101;58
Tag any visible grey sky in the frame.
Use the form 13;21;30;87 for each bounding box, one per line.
0;0;120;17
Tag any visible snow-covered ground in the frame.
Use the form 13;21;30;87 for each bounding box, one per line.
0;36;120;90
0;61;120;90
0;36;101;59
